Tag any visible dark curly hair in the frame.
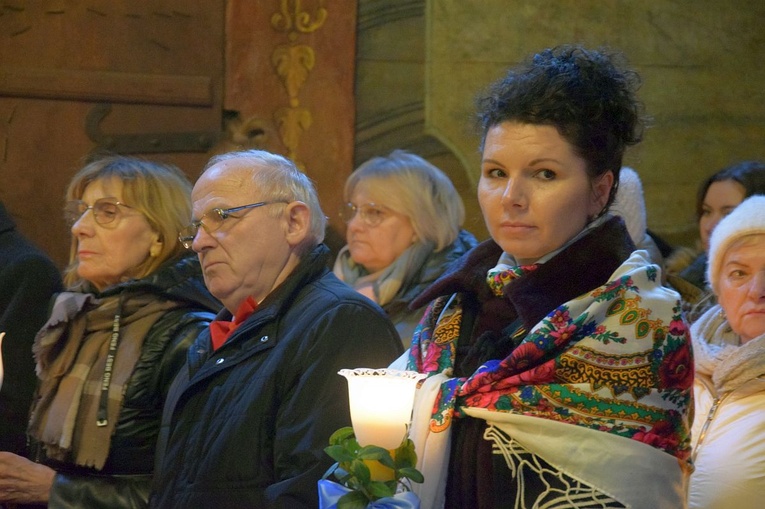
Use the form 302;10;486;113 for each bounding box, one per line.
694;160;765;222
476;45;646;210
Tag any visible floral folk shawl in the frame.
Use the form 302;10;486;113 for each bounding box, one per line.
402;250;694;507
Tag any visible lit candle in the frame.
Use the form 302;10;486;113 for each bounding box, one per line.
339;368;427;449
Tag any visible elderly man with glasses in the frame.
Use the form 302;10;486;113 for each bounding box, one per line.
149;150;403;509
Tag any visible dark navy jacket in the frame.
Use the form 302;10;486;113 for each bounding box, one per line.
151;245;403;509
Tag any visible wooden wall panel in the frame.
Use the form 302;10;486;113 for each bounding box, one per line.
1;0;358;266
0;0;225;267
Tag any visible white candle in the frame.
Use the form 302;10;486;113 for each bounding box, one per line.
339;368;427;450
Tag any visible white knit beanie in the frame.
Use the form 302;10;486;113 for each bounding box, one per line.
706;195;765;293
611;167;647;244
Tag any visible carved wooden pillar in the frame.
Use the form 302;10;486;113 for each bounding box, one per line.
225;0;358;250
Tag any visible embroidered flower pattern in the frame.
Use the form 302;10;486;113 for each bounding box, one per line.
408;260;693;460
486;264;540;296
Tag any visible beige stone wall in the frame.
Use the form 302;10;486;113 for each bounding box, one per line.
423;0;765;248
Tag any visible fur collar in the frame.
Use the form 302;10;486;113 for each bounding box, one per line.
411;216;635;329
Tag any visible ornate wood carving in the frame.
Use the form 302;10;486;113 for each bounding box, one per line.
270;0;327;166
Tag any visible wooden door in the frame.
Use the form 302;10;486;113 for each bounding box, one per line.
0;0;225;267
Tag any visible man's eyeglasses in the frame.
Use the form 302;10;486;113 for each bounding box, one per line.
178;201;285;249
64;199;134;227
339;202;390;228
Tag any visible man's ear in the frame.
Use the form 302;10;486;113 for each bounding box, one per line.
283;201;311;247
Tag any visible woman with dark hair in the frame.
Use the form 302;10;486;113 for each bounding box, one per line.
667;160;765;321
0;156;220;508
395;45;692;508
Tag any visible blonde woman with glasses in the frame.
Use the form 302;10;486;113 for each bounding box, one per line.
333;150;477;344
0;156;219;508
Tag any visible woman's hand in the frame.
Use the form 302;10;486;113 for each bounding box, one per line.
0;452;54;504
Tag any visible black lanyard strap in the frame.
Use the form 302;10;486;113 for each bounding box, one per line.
96;294;124;427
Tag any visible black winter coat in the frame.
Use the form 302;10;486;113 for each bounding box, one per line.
150;245;403;509
34;254;220;509
0;202;63;456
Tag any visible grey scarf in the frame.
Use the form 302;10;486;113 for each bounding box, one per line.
333;240;435;305
691;304;765;395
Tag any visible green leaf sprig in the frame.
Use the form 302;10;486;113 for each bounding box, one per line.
322;426;424;509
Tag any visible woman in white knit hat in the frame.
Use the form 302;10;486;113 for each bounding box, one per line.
688;194;765;509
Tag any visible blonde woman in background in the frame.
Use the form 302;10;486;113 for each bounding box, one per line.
334;150;477;343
